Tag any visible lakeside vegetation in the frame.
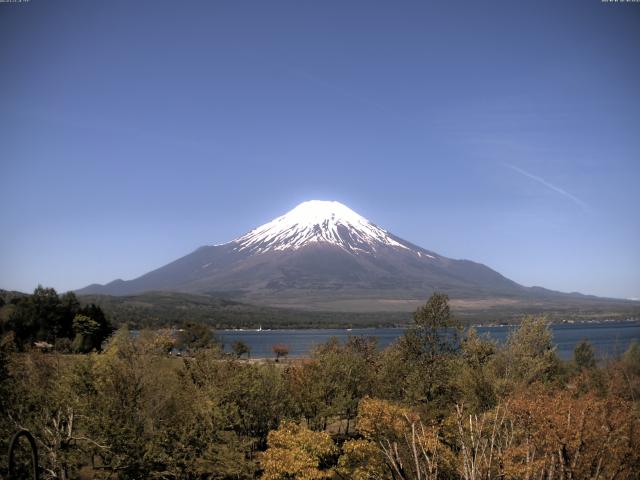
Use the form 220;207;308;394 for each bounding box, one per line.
1;291;639;479
78;291;640;329
5;288;637;334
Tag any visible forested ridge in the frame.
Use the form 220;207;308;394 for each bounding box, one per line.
76;291;409;330
1;291;639;479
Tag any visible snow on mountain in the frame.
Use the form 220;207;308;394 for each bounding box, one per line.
78;199;584;308
231;200;411;254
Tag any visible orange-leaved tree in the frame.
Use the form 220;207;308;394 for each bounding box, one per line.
502;386;640;479
338;397;456;480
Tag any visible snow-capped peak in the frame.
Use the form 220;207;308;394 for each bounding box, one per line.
232;200;412;254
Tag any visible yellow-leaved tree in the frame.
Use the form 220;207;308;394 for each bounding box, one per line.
260;420;336;480
338;397;456;480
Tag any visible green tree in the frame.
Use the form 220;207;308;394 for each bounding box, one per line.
7;286;63;347
298;337;378;432
181;349;290;471
455;328;498;412
404;292;462;359
84;327;235;479
3;287;109;350
232;340;251;358
375;339;412;401
175;322;218;353
72;314;101;353
0;332;16;473
573;338;597;370
4;348;100;479
488;316;562;396
399;293;463;416
59;291;81;338
622;341;640;375
77;303;112;350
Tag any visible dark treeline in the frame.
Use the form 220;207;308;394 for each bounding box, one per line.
77;291;410;330
0;293;639;479
0;286;112;353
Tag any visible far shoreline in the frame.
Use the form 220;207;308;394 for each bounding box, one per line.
216;317;640;332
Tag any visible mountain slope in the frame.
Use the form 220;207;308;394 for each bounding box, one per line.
77;200;616;310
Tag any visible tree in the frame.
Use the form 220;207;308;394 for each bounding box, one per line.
455;403;512;480
232;340;251;358
77;303;112;350
84;327;238;479
4;348;103;479
0;332;15;417
175;322;218;353
488;316;562;396
3;287;110;351
59;291;81;339
405;292;462;358
260;420;336;480
622;340;640;376
455;328;498;412
573;338;596;370
272;344;289;362
182;349;289;455
346;397;456;480
0;299;11;333
299;337;379;432
610;341;640;401
502;386;640;479
147;328;175;354
7;286;63;347
398;293;463;415
335;439;388;480
72;314;101;353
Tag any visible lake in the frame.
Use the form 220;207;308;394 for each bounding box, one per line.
217;321;640;360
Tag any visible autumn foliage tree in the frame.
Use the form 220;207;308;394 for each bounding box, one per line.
503;387;640;479
337;397;456;480
260;420;336;480
272;343;289;361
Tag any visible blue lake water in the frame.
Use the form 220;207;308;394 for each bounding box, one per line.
217;321;640;360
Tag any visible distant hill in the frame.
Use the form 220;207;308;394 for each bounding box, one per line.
0;289;29;303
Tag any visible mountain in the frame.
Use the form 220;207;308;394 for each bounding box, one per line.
76;200;631;312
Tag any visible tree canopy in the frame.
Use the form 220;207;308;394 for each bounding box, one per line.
2;286;111;351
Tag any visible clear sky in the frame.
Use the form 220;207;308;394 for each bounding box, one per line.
1;1;639;299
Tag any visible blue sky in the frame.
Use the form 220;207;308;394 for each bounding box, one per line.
1;0;639;299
